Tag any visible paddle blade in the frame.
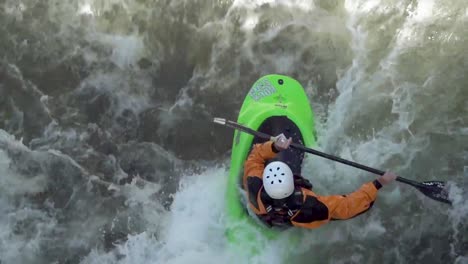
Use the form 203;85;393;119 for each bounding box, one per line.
416;181;452;205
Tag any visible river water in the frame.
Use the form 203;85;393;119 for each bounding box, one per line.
0;0;467;263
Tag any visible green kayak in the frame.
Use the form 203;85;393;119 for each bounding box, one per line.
225;74;317;256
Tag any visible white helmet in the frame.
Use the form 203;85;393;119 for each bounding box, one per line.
262;161;294;199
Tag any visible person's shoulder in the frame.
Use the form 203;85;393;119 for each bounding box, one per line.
299;187;316;196
287;187;306;208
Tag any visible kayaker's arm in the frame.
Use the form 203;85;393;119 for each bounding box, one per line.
290;181;381;229
243;141;278;188
318;181;380;220
243;141;279;215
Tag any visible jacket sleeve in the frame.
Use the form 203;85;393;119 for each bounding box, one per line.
242;141;278;188
291;181;380;229
317;181;380;220
243;141;278;215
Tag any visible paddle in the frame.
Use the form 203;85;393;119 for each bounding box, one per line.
213;117;452;205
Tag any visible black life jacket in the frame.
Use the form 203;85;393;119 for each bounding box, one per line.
258;176;313;228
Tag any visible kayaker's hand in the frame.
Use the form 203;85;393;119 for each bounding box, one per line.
377;171;398;186
273;134;292;151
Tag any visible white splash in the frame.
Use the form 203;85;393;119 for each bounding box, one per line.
78;3;94;16
232;0;315;11
241;15;259;31
81;167;246;264
98;34;145;69
345;0;380;14
408;0;435;22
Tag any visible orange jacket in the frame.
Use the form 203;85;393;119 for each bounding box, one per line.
243;141;381;229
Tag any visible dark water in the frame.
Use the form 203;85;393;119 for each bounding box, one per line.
0;0;467;263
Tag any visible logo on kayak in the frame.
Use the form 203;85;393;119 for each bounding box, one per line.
274;94;286;103
274;94;287;108
249;79;277;101
275;103;287;109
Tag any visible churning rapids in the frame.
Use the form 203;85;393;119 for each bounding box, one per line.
0;0;467;263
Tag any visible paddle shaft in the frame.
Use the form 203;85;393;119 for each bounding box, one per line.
220;118;422;187
289;142;422;187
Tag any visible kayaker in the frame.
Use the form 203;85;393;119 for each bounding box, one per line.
243;134;398;228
